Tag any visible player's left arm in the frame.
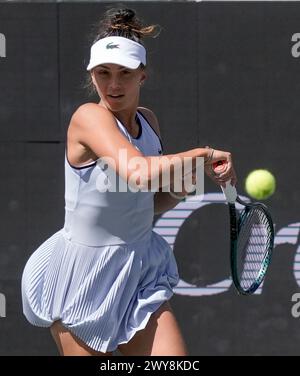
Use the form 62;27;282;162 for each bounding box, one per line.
138;107;186;214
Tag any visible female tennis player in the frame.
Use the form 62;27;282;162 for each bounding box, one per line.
21;8;236;356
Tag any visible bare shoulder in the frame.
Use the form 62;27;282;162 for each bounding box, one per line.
68;102;117;140
71;102;114;129
138;107;161;138
67;103;118;165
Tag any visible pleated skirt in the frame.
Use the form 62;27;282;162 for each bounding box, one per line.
21;229;179;353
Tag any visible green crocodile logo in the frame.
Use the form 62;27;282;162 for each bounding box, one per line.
106;42;120;50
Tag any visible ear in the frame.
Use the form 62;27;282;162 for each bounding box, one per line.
140;70;147;85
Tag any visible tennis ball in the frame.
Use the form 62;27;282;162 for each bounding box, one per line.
245;169;276;200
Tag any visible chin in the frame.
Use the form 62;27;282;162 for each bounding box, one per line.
107;104;123;112
108;102;127;112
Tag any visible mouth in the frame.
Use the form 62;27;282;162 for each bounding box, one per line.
107;94;124;99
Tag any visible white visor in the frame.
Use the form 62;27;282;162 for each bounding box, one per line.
86;36;146;71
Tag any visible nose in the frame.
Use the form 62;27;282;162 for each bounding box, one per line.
109;75;121;91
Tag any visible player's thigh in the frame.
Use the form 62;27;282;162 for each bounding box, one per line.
118;301;188;356
50;320;113;356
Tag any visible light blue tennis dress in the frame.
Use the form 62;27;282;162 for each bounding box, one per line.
21;110;179;353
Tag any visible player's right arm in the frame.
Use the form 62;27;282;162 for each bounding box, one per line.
70;103;233;190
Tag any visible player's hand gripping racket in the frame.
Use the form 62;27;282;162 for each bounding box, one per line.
213;161;274;295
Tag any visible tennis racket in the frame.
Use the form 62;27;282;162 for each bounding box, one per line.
213;161;274;295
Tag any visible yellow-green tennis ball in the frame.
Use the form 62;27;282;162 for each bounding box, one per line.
245;169;276;200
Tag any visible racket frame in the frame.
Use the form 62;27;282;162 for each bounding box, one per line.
229;196;274;295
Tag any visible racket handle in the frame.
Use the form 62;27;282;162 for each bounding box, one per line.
221;181;237;203
212;161;237;203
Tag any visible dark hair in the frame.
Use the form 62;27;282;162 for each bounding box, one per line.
94;7;159;42
83;7;160;97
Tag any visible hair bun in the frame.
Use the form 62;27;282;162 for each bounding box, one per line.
111;9;135;25
92;7;160;43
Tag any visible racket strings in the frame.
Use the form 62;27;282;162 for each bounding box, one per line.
236;206;273;290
